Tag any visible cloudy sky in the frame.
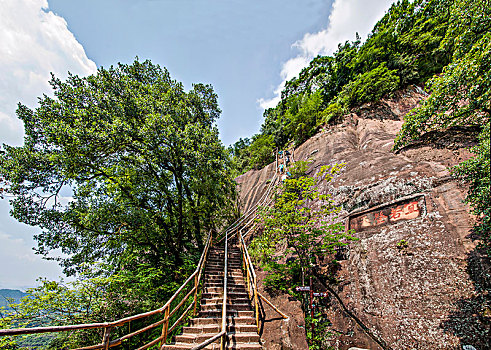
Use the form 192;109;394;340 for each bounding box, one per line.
0;0;395;290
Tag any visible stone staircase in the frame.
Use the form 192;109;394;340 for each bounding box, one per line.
162;243;262;349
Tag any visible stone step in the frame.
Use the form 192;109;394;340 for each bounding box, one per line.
204;276;245;281
182;324;257;334
199;310;254;318
204;272;244;278
189;316;255;326
203;288;248;295
204;269;243;275
201;303;252;311
206;261;242;266
204;277;246;286
203;284;246;291
204;285;247;292
175;332;260;344
202;298;250;305
162;342;262;350
201;291;249;299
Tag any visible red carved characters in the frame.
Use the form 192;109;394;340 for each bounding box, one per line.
350;199;422;231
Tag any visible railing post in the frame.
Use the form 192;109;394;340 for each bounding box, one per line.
102;326;112;350
246;265;251;298
160;306;170;349
254;276;259;334
193;273;199;316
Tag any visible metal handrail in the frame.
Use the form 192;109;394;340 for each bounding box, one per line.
227;196;274;242
0;231;214;350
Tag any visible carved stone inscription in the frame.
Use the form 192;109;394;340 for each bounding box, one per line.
349;196;424;231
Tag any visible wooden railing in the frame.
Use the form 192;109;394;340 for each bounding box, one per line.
237;227;289;335
0;231;213;350
1;167;289;349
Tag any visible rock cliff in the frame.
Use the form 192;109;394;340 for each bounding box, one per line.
235;87;489;349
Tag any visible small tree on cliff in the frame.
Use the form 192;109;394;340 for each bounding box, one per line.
250;161;356;292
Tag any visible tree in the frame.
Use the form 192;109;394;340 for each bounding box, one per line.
394;5;491;254
250;162;356;292
453;123;490;254
0;59;236;281
250;162;356;349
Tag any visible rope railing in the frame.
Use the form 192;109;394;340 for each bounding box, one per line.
0;231;213;350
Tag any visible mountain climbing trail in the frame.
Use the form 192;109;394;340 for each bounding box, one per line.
0;154;291;349
162;241;261;349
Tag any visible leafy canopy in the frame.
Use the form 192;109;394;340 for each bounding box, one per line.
0;58;236;278
0;59;237;347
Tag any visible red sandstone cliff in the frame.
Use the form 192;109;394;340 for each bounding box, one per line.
235;87;489;349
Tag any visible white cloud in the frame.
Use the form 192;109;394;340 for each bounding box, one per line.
0;0;97;146
0;218;64;290
258;0;396;109
0;0;96;290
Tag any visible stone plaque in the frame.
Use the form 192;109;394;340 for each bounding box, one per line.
349;196;424;232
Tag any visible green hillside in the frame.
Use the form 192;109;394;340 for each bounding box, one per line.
231;0;490;254
0;289;27;311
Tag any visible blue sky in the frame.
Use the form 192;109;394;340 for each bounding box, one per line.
0;0;395;290
47;0;332;145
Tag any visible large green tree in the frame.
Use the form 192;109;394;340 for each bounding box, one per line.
0;59;236;277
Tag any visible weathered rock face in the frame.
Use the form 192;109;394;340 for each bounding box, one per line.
236;87;489;349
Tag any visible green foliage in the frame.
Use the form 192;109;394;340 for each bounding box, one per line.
453;122;490;254
319;100;346;125
232;0;465;171
0;59;236;276
305;314;336;350
339;63;400;106
1;257;198;348
396;239;409;249
228;137;251;176
0;59;236;347
247;134;275;170
250;162;357;292
0;177;5;199
395;33;491;148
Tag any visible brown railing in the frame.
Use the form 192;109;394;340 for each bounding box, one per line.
1;168;288;349
0;231;213;350
237;227;289;334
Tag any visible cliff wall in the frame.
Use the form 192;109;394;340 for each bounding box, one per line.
235;87;489;349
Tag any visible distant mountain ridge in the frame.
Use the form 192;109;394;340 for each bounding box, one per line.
0;288;28;311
